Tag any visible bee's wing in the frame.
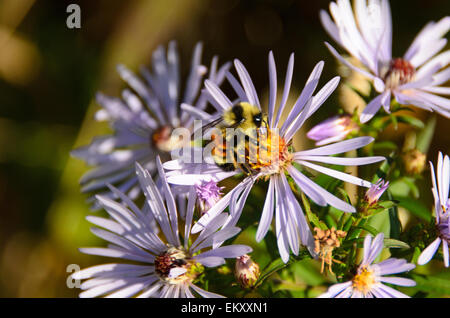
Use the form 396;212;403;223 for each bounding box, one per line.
191;117;224;139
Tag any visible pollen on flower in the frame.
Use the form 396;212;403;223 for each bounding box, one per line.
154;247;200;284
382;58;416;90
352;265;376;295
314;227;347;274
247;128;293;176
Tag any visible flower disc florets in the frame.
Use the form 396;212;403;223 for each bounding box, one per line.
352;265;376;295
152;126;186;153
381;58;416;90
247;128;293;177
154;246;202;285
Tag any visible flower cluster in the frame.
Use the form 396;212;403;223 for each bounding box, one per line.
69;0;450;298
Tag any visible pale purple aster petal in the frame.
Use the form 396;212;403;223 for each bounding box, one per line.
256;176;275;242
204;79;233;110
280;173;315;255
268;51;277;128
304;76;341;122
296;159;373;188
372;283;410;298
184;188;196;250
225;71;247;102
274;176;290;263
136;163;178;246
281;61;324;134
324;42;377;81
365;232;385;265
137;283;163;298
191;177;252;233
362;234;373;266
378;276;416;287
318;281;352;298
195;256;226;267
443;240;449;267
79;247;152;263
156;157;181;247
376;258;416;275
273;53;295;128
296;155;385;166
360;92;387;123
288;165;354;212
294;136;375;157
278;174;301;255
195;245;252;260
72;264;154;280
190;284;225;298
234;59;260;108
418;237;442;265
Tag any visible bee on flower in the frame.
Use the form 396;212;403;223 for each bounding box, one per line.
164;51;385;263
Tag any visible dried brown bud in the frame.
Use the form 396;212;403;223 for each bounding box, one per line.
313;227;347;274
402;149;426;175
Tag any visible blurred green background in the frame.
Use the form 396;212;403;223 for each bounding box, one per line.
0;0;449;297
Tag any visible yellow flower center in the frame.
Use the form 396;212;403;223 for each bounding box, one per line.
352;265;376;295
249;129;292;173
151;126;187;153
154;247;203;285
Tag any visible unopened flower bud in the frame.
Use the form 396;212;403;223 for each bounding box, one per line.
195;180;224;215
364;179;389;206
402;149;426;175
307;115;358;146
235;255;260;289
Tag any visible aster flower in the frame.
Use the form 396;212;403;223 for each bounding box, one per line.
319;233;416;298
321;0;450;123
418;152;450;267
71;41;230;209
164;52;385;262
307;115;358;146
70;159;251;298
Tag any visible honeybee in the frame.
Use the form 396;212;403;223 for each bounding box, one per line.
199;102;268;175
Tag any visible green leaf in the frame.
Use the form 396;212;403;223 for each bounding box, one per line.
411;274;450;295
383;238;410;249
255;251;310;288
396;196;432;222
389;113;398;130
416;115;437;153
372;152;395;182
390;177;420;198
386;191;401;240
300;192;327;230
396;115;425;129
354;223;379;236
256;258;287;287
372;141;398;151
361;200;396;219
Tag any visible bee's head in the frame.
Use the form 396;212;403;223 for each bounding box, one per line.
252;113;262;128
